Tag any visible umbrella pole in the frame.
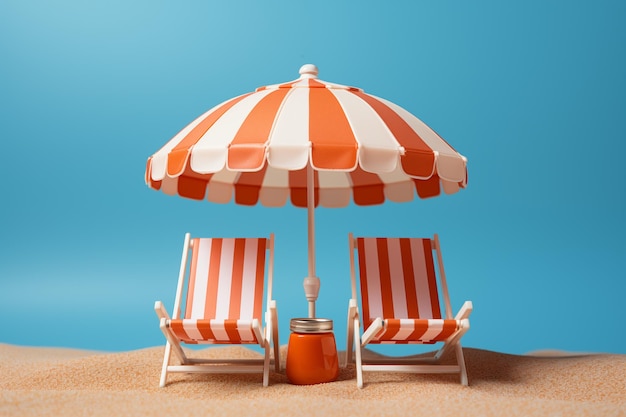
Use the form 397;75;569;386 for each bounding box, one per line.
303;163;320;318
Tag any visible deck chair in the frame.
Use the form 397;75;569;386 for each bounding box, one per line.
154;233;280;387
345;234;472;388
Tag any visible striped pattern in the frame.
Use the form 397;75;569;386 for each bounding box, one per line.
356;237;459;344
145;64;467;208
169;237;267;344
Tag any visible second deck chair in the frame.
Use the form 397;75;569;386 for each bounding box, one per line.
345;234;472;388
154;233;280;387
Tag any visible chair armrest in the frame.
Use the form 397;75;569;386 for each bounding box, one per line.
267;299;280;371
455;301;473;320
361;317;383;346
154;301;171;321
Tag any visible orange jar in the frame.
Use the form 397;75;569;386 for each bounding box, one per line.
286;318;339;385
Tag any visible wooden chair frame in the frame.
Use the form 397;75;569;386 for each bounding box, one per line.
345;233;472;388
155;233;280;387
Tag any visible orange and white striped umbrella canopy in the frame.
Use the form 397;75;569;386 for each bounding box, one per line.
145;64;467;208
145;64;468;317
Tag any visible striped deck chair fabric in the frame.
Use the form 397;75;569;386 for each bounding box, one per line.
346;234;472;388
356;237;459;344
169;237;267;344
155;233;279;387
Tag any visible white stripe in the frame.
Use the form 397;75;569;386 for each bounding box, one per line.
160;175;179;196
316;78;358;91
190;239;212;319
363;239;383;320
266;88;310;170
237;320;255;342
318;171;351;208
210;320;229;341
391;319;415;341
387;238;408;318
379;165;415;203
410;239;434;319
239;239;260;319
419;319;445;342
182;320;204;341
332;89;400;173
259;166;289;207
442;179;462;194
214;239;234;320
190;90;274;174
207;170;239;203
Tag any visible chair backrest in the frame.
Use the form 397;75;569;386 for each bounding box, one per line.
182;237;268;321
352;236;451;327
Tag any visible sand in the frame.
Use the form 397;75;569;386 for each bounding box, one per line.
1;343;624;417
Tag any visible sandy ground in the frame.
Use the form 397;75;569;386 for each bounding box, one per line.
1;343;624;417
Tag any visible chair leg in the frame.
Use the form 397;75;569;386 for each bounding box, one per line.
456;343;468;386
354;318;364;389
273;342;280;373
345;315;354;368
263;342;271;387
159;342;172;388
272;308;280;372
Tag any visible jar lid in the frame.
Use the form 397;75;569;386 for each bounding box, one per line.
290;318;333;333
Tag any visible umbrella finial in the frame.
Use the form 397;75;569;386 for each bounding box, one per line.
299;64;319;79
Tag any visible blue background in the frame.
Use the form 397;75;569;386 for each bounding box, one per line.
1;0;624;355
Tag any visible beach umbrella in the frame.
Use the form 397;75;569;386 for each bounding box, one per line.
145;64;467;318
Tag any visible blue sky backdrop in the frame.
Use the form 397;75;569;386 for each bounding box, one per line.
1;1;625;355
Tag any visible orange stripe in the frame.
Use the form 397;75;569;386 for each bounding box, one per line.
170;321;191;341
224;320;241;343
232;89;289;145
350;168;385;206
195;320;217;341
421;239;442;319
399;238;420;318
435;321;459;341
308;79;327;88
234;169;265;205
177;161;217;199
289;168;318;208
228;89;290;170
252;239;266;320
148;179;162;190
177;175;208;200
227;146;266;171
376;238;395;319
228;239;246;319
185;239;200;318
309;88;357;169
166;93;252;177
381;319;401;340
204;238;223;319
278;80;300;89
145;158;162;190
414;175;441;198
407;320;430;340
351;91;435;178
356;238;372;327
255;79;300;91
